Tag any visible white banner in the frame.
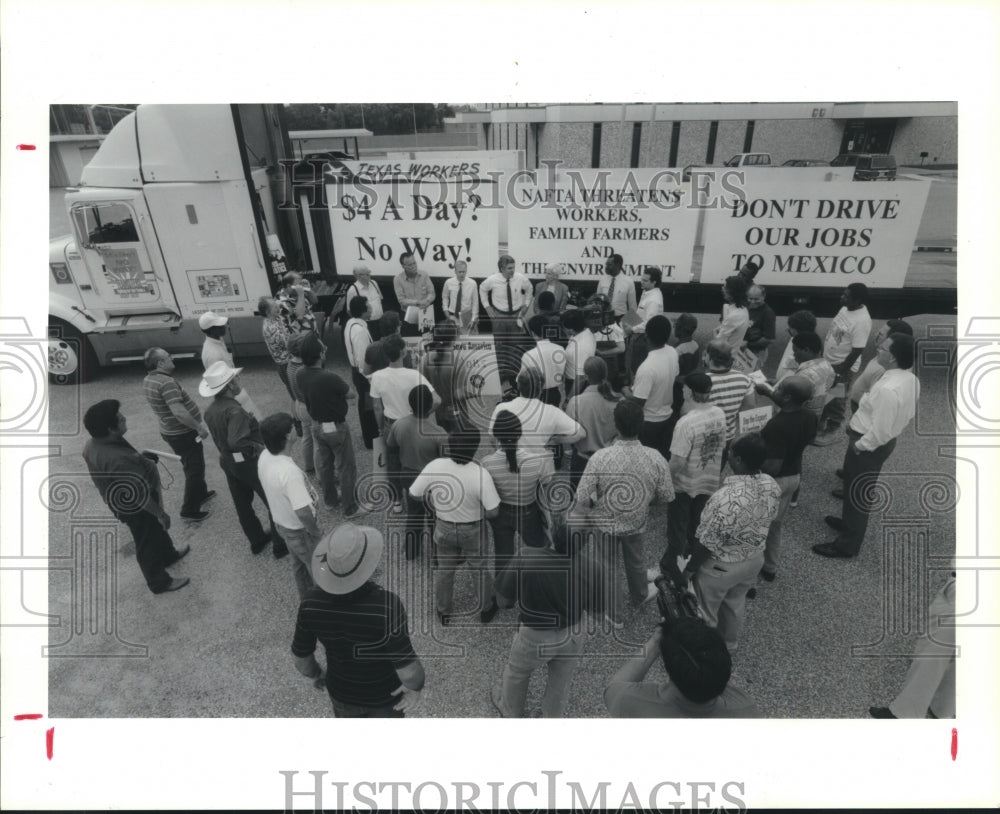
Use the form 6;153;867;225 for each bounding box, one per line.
701;176;931;287
327;179;500;279
506;168;698;282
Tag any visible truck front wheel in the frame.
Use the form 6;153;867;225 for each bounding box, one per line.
47;320;96;384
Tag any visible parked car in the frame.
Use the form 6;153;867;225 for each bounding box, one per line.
830;153;897;180
782;159;830;167
722;152;772;167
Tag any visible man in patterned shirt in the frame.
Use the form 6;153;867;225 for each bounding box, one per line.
679;432;780;652
575;400;674;626
755;332;833;420
142;348;215;521
650;372;726;585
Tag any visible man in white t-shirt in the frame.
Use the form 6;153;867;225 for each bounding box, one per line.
409;426;501;626
817;283;872;443
369;334;439;435
562;309;598;402
489;368;585;461
623;315;679;460
520;314;568;406
258;412;322;598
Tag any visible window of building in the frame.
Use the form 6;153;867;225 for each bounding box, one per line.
668;122;681;167
706;121;719;164
743;120;755;153
630;122;642;168
591;123;602;168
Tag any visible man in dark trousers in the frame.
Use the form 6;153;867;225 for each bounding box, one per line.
296;332;361;518
757;376;818;584
142;347;215;521
814;334;919;559
201;361;288;558
82;399;190;594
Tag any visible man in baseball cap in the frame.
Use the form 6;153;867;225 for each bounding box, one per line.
291;523;426;717
198;312;260;418
202;361;288;559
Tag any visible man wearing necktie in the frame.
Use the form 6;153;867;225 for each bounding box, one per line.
442;260;479;334
597;254;637;322
480;255;533;391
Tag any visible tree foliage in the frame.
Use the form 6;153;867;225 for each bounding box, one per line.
282;103;455;134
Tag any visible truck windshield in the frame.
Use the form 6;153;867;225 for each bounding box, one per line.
75;203;140;244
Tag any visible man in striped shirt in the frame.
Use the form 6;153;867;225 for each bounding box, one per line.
142;348;215;520
292;524;426;717
703;340;755;467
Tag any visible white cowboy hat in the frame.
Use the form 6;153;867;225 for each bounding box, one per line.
199;360;243;397
311;523;384;595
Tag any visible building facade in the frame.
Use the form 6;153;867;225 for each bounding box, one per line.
447;101;958;170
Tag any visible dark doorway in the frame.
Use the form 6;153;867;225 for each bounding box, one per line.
840;119;897;154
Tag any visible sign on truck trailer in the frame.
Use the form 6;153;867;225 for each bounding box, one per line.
48;104;950;384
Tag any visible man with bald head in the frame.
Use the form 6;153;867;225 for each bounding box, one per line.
441;260;479;333
143;347;215;520
756;376;818;584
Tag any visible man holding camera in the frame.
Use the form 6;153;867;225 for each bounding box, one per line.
604;618;757;717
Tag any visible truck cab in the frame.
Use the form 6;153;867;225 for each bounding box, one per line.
48;105;286;382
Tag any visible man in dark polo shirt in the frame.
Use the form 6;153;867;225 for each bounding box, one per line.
757;376;818;584
292;523;425;718
82;399;190;594
295;333;361;517
491;523;607;718
142;347;215;521
202;361;288;558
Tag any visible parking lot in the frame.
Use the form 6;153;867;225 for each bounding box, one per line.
44;311;958;719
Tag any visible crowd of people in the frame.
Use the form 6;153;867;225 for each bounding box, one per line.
80;261;948;721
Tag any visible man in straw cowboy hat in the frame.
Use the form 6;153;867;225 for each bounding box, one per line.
291;523;426;717
201;361;288;558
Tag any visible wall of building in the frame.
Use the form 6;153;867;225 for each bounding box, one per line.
643;120;674;167
713;120;746;164
750;118;842;164
598;121;627;167
891;116;958;166
675;120;712;168
538;122;592;168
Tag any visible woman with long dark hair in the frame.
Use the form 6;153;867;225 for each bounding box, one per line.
481;410;556;577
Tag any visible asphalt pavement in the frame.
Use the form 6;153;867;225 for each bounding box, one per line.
46;312;957;719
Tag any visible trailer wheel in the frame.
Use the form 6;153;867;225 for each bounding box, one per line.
47;320;96;385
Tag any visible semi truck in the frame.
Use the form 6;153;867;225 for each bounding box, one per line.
47;104;309;383
48;105;955;384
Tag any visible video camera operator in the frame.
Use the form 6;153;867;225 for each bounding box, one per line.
603;612;758;718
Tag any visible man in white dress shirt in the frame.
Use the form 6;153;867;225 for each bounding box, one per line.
813;334;919;559
441;260;479;333
596;253;637;320
625;266;665;375
345;264;384;338
480;255;533;388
